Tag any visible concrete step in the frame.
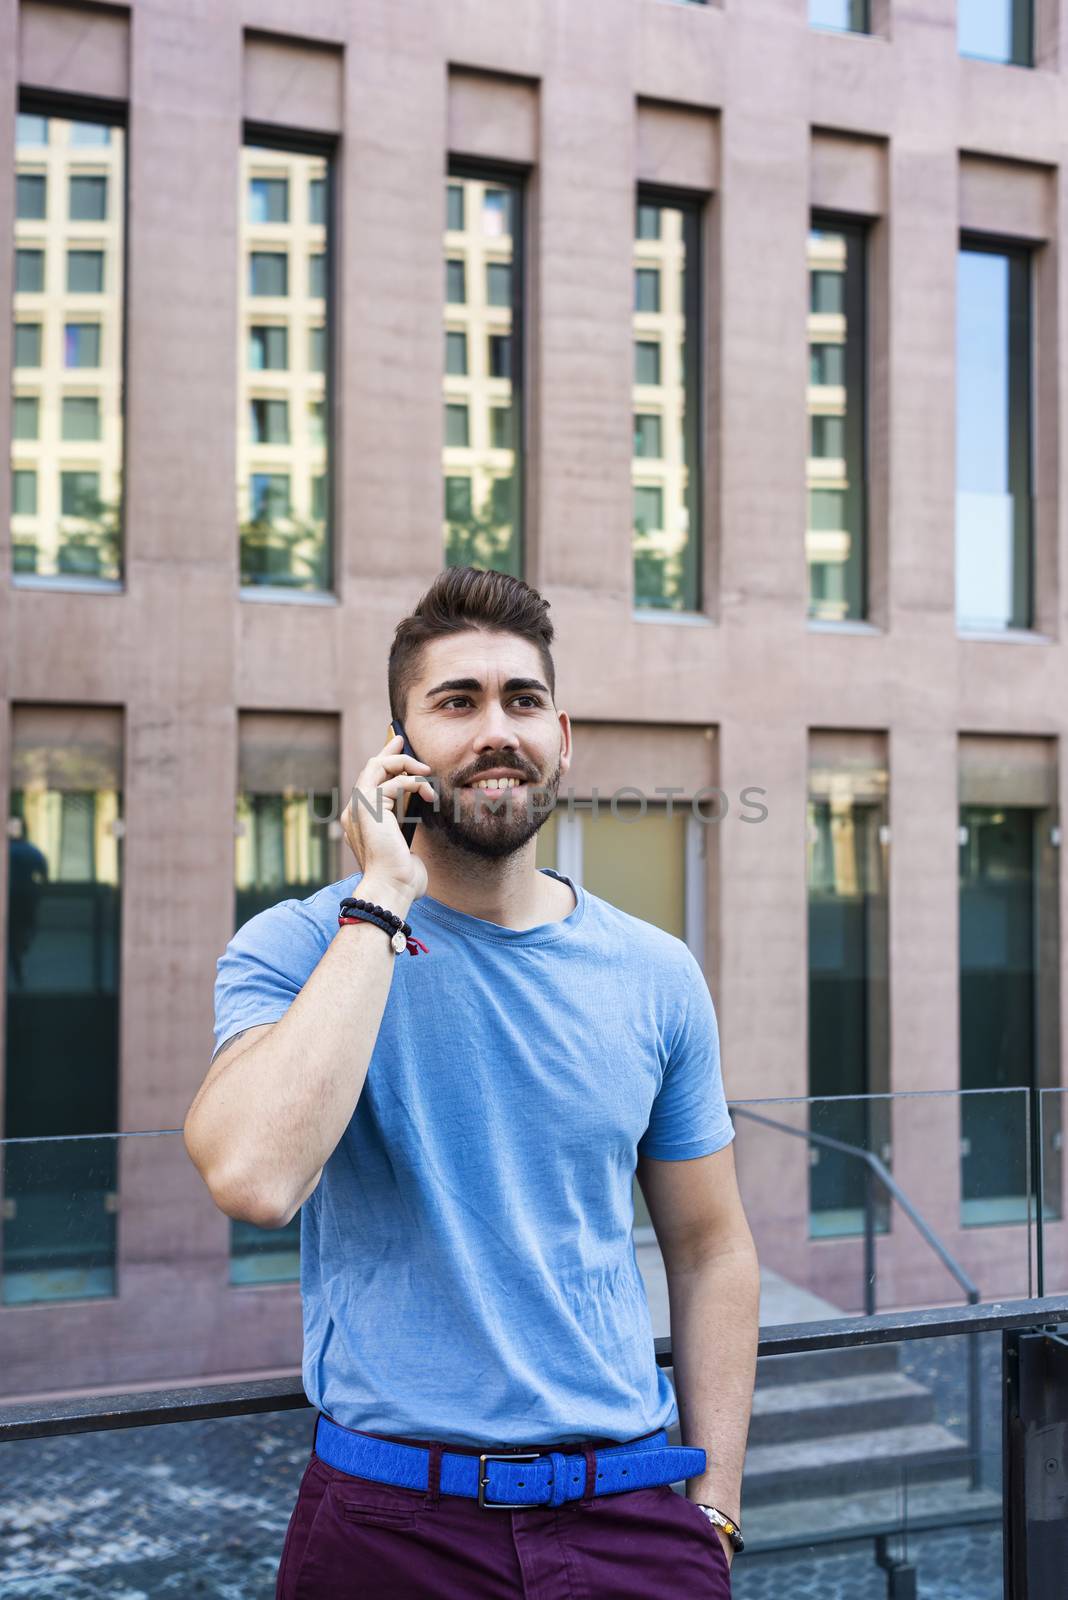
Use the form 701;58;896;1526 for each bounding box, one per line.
748;1371;934;1446
756;1342;902;1388
741;1421;978;1506
737;1476;1003;1554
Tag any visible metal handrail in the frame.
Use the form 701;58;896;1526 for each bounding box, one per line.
1;1298;1064;1442
730;1104;985;1489
730;1105;981;1307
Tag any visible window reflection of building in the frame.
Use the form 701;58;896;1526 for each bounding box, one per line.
958;737;1059;1226
238;144;331;592
807;733;890;1238
230;713;340;1285
442;171;523;577
11;110;125;581
806;221;867;621
632;195;700;612
3;707;123;1306
533;786;708;1234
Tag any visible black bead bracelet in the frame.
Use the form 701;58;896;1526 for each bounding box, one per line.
339;897;412;937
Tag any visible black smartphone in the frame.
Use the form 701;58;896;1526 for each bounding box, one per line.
387;716;434;848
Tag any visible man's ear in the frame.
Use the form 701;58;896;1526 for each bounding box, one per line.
557;711;573;778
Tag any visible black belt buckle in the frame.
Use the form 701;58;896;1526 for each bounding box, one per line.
478;1450;543;1509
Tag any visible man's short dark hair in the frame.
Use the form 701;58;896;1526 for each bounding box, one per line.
388;566;556;723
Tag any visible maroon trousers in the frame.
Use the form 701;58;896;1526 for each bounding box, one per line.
275;1420;732;1599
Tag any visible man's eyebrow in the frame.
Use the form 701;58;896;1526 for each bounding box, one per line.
422;677;550;700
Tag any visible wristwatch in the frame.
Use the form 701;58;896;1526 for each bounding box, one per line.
697;1504;744;1553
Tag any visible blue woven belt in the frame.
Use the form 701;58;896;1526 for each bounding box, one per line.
314;1413;706;1510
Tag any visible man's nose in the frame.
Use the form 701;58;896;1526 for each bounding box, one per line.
474;702;521;746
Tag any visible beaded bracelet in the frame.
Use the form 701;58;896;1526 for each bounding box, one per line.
339;897;413;937
337;897;428;957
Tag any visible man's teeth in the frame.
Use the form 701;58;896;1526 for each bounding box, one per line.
470;777;524;790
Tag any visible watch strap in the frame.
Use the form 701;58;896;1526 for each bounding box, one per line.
697;1504;744;1553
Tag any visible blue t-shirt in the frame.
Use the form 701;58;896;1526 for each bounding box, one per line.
212;866;735;1446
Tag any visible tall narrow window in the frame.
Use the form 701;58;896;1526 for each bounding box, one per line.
807;220;868;622
632;192;702;612
239;137;333;592
442;167;524;577
959;0;1033;66
958;738;1059;1226
810;0;871;30
807;733;890;1237
10;105;125;581
231;713;341;1284
956;240;1032;631
536;775;710;1236
4;707;123;1305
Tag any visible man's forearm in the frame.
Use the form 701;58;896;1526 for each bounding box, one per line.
666;1240;761;1526
187;873;414;1226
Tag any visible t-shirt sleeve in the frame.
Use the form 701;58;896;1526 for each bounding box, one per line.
211;898;329;1063
637;952;735;1162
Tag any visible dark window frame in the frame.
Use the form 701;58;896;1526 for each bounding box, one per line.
634;184;705;615
808;211;870;624
242;122;338;595
446;157;528;579
957;231;1034;631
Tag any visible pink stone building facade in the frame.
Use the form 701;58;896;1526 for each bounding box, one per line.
0;0;1065;1401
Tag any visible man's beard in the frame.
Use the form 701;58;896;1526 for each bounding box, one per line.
418;760;563;861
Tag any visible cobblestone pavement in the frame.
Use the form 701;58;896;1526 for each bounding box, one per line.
0;1336;1006;1598
732;1525;1001;1600
0;1408;314;1600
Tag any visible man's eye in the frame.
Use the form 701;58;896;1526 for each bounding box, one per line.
440;695;542;709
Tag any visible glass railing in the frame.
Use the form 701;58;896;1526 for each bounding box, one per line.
1039;1087;1066;1294
0;1091;1039;1387
0;1130;122;1307
726;1329;1005;1590
728;1089;1034;1312
0;1090;1061;1597
0;1325;1020;1596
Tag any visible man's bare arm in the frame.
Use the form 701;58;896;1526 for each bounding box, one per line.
185;737;433;1231
637;1144;760;1567
184;874;415;1230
